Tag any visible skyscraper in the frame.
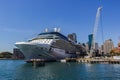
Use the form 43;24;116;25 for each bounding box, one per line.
104;39;114;54
88;34;93;50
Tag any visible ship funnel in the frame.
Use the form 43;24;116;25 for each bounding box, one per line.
57;28;60;32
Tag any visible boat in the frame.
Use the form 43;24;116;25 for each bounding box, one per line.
15;28;84;61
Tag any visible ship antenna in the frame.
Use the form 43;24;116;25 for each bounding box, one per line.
57;28;61;32
45;28;48;32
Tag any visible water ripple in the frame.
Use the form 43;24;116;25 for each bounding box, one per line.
0;60;120;80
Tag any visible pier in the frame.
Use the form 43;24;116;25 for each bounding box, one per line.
25;58;120;67
60;58;120;64
60;58;76;62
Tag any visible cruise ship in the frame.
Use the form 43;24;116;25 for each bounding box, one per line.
15;28;84;61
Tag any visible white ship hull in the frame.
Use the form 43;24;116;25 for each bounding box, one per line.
15;42;72;61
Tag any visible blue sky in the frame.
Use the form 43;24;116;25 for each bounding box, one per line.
0;0;120;52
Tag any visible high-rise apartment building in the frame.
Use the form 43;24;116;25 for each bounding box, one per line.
104;39;114;54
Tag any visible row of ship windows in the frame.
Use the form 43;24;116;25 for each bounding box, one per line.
31;40;53;44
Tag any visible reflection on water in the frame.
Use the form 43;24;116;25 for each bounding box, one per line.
0;60;120;80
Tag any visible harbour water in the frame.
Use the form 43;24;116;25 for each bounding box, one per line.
0;60;120;80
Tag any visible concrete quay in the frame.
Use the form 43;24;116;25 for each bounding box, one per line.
25;58;120;67
61;58;120;64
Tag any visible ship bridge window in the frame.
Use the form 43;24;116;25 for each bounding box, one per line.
32;32;69;41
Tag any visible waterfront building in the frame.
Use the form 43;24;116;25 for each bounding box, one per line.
110;41;120;56
95;42;99;50
67;33;77;43
100;45;104;52
85;42;89;51
13;48;25;59
94;42;100;56
100;44;104;55
104;39;114;54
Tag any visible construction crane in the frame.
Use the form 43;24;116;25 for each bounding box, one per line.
89;6;102;57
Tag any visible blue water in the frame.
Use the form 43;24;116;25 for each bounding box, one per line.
0;60;120;80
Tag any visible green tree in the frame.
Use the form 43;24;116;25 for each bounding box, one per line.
0;52;13;58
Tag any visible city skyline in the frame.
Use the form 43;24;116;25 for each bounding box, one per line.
0;0;120;52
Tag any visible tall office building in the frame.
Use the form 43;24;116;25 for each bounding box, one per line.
104;39;114;54
88;34;93;50
68;33;77;43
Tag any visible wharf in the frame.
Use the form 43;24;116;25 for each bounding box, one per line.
77;59;120;64
25;58;120;67
60;58;76;62
61;58;120;64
